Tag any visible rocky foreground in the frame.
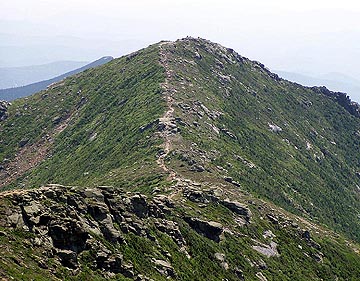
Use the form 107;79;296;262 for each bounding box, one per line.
2;181;357;280
0;183;251;279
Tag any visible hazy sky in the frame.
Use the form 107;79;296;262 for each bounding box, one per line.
1;0;360;99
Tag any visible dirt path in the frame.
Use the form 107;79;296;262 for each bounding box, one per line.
156;42;177;181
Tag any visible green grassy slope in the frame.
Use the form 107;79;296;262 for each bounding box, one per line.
0;38;360;280
0;44;166;190
161;38;360;242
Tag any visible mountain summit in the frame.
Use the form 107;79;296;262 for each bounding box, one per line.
0;37;360;280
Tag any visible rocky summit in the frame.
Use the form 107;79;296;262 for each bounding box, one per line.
0;37;360;280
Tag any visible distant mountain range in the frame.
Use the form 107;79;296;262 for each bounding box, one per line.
0;60;88;89
0;56;113;101
277;70;360;103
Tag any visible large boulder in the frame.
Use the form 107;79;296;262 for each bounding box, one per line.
220;199;251;222
185;217;223;242
129;194;149;218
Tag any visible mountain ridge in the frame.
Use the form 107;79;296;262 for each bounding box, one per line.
276;70;360;103
0;37;360;280
0;60;88;89
0;56;114;101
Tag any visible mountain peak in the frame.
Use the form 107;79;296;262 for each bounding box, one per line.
0;38;360;279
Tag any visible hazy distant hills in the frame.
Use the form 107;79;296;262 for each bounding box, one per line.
0;56;113;101
277;70;360;103
0;61;88;89
0;30;147;67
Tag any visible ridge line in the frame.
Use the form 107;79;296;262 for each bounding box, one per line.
156;42;177;181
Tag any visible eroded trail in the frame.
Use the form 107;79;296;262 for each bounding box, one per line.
156;42;177;181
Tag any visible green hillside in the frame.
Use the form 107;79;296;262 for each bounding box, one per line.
0;38;360;280
159;38;360;242
0;44;165;190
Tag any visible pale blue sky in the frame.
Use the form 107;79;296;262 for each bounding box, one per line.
1;0;360;99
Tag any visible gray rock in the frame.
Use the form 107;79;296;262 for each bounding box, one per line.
191;164;205;172
57;249;78;269
100;221;125;243
256;271;268;281
152;259;176;278
49;219;88;253
252;241;279;258
221;128;237;140
267;214;279;224
130;194;149;218
0;100;10;121
87;203;109;221
7;210;27;229
139;119;159;132
194;51;202;59
234;267;245;280
184;189;219;204
82;188;104;202
136;274;154;281
214;253;229;270
185;217;223;242
155;219;186;247
268;123;282;133
18;138;30;147
22;202;43;225
221;199;251;221
312;252;323;263
302;230;311;240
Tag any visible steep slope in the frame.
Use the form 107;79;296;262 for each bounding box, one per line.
156;38;360;242
0;38;360;280
0;56;114;101
0;48;164;191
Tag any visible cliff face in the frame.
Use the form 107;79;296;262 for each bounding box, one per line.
0;38;360;279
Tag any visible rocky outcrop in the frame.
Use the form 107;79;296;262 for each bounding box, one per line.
184;188;219;204
155;219;186;248
184;217;223;242
0;185;178;277
252;241;279;258
311;86;360;118
152;258;176;278
0;100;10;121
220;199;252;222
224;176;241;187
214;253;229;270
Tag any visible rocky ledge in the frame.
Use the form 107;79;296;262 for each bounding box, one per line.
0;185;178;279
0;184;253;279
